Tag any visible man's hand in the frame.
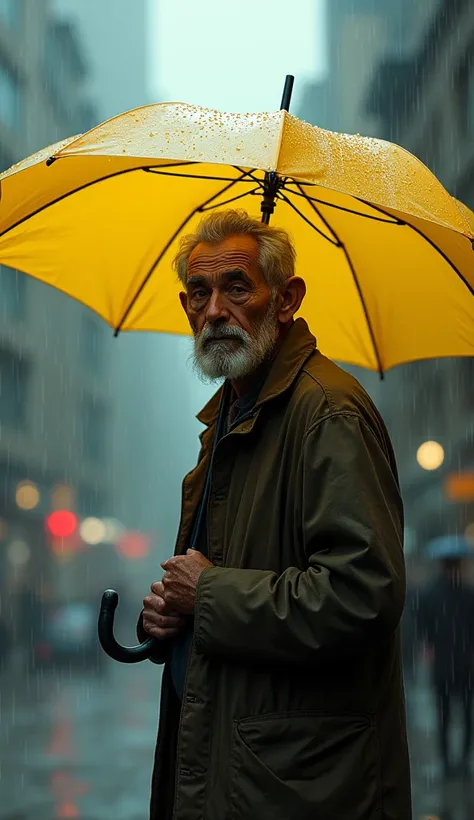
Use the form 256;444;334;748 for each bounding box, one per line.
142;580;186;640
161;549;214;615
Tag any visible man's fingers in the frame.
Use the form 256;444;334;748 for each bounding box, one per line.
143;592;181;618
151;581;165;596
160;555;187;570
142;610;184;629
143;594;166;613
142;619;182;640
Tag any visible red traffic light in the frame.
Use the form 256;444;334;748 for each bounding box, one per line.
46;510;78;538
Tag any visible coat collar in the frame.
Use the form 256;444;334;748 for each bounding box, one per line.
196;318;317;428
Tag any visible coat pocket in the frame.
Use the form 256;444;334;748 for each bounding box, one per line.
228;711;382;820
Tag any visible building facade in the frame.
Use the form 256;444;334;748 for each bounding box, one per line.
363;0;474;546
51;0;205;616
296;0;438;135
0;1;115;638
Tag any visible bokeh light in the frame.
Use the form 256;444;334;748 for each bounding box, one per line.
416;441;444;471
15;481;40;510
116;531;150;560
51;484;75;511
79;517;106;545
46;511;78;538
7;539;31;567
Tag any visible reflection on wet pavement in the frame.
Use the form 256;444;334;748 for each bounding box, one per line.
407;665;474;820
0;660;161;820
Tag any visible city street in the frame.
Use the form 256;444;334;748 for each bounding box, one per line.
1;654;474;819
0;657;161;820
406;665;474;820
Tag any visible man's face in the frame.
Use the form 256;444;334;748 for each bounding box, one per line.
181;235;280;381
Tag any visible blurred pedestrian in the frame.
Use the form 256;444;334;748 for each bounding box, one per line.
419;556;474;779
138;210;411;819
0;611;11;673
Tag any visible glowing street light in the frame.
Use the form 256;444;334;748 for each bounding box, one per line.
79;517;106;545
16;481;40;510
416;441;444;471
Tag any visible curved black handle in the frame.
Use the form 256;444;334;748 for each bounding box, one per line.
98;589;159;663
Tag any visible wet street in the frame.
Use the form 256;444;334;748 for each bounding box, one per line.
406;665;474;820
0;657;160;820
1;655;474;819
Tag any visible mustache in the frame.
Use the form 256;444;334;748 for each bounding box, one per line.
197;324;251;345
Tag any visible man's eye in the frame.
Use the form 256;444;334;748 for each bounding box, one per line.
192;290;207;299
229;286;246;295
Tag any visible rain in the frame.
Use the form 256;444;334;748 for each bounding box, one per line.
0;1;473;819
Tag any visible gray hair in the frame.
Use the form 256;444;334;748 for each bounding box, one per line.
173;209;296;290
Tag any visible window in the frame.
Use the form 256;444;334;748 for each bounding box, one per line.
0;0;20;29
457;42;474;138
0;347;29;430
0;265;26;320
81;397;108;463
81;314;104;374
0;61;19;131
43;22;89;130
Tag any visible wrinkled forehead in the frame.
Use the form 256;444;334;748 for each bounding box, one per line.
187;236;260;281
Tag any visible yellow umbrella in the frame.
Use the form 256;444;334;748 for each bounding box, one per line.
0;77;473;377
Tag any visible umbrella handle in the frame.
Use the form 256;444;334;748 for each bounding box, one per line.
98;589;158;663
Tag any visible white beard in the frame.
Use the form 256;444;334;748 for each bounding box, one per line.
191;302;279;382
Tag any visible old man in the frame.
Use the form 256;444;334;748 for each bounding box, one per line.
139;209;411;820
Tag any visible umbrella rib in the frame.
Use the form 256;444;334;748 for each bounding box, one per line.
144;168;256;183
113;171;254;335
294;183;385;378
0;163;195;241
284;184;402;224
200;186;261;211
277;192;340;246
358;198;474;298
232;167;265;189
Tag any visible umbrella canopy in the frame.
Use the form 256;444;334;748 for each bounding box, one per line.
0;101;473;374
425;535;473;560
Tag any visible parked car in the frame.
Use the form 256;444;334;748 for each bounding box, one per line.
33;601;105;672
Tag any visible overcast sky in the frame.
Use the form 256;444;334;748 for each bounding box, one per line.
149;0;327;113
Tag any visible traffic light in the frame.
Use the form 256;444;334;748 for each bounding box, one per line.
46;511;79;558
46;511;78;538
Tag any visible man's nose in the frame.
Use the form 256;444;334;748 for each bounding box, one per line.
205;290;229;323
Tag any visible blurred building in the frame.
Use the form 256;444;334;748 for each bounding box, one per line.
52;0;205;607
297;0;438;135
362;0;474;545
0;1;115;625
299;0;474;547
52;0;150;121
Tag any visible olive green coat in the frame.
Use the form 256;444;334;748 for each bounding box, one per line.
139;319;411;820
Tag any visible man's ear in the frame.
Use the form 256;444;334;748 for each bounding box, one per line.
179;291;189;319
277;276;306;324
